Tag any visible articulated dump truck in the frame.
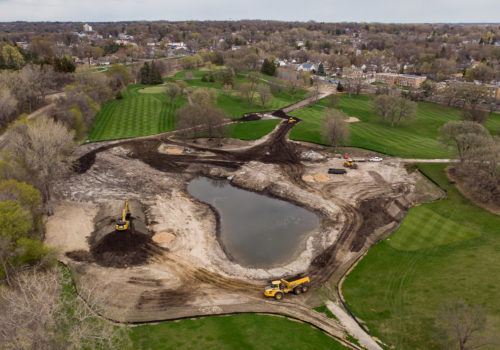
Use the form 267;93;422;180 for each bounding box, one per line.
264;276;310;300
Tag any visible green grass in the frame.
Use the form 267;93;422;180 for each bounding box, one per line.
289;94;500;158
225;119;280;140
130;314;349;350
88;85;185;141
342;163;500;349
138;86;167;94
88;71;307;141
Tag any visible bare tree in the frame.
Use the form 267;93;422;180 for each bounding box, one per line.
439;121;490;161
309;80;321;104
321;108;349;151
327;93;340;108
191;87;218;108
436;299;498;350
0;267;132;350
373;94;395;122
461;109;488;124
257;84;273;107
8;117;74;214
164;83;181;109
222;83;232;96
286;79;301;100
393;97;418;126
238;82;257;107
0;89;17;128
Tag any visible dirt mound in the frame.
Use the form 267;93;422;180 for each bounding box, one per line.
65;250;93;262
272;109;288;119
237;113;261;122
90;229;165;268
152;231;176;244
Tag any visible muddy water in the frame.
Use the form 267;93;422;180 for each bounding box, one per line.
188;177;319;267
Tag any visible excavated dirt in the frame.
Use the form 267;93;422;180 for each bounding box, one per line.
46;111;443;325
90;228;164;268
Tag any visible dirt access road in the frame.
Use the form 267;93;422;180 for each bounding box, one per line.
45;110;442;348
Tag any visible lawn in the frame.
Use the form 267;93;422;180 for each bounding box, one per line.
130;313;349;350
225;119;281;140
341;163;500;349
88;71;307;141
289;94;500;158
88;85;185;141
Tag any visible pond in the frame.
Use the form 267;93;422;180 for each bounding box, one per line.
187;177;320;267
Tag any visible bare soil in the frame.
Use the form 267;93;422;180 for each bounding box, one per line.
46;113;440;331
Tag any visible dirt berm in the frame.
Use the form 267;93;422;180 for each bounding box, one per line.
46;119;442;331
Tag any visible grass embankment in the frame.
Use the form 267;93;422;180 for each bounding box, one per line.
88;70;307;142
342;163;500;349
289;94;500;159
130;313;349;350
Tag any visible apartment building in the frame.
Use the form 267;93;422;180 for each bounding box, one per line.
375;73;427;88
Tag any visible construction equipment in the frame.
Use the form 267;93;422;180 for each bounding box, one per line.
343;160;358;169
115;200;131;231
264;276;310;300
288;117;297;124
328;168;347;174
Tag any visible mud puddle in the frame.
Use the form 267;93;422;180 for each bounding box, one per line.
187;177;319;267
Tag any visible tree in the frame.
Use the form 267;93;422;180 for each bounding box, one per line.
261;58;276;76
8;117;74;213
438;121;490;161
309;80;321;104
140;62;150;84
191;88;218;108
321;109;349;151
436;300;498;350
461;109;488;124
107;63;130;89
327;93;340;108
164;83;181;109
336;81;344;92
52;55;75;73
0;267;132;349
238;82;257;107
0;89;17;128
317;62;326;76
393;97;417;127
176;104;226;139
257;84;273;107
373;94;395;122
222;84;232;96
287;79;301;100
2;45;24;69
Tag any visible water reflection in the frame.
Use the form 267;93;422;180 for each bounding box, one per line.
188;177;320;267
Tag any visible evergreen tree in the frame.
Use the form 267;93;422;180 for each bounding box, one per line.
150;62;162;84
261;58;276;76
337;82;344;92
317;62;326;76
140;62;150;84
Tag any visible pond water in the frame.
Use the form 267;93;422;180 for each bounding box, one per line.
187;177;320;267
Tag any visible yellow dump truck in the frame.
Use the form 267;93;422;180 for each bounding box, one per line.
264;276;310;300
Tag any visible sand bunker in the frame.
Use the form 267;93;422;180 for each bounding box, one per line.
152;231;176;244
345;117;360;123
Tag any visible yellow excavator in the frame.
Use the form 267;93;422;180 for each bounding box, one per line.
115;200;131;231
264;276;310;300
343;159;358;169
288;117;298;124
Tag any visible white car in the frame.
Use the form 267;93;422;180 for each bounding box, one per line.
369;157;383;162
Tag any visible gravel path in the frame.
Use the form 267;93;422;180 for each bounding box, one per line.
326;301;383;350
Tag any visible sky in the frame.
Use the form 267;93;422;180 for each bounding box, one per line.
0;0;499;23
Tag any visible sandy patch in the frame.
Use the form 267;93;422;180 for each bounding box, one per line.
302;175;314;182
45;201;98;254
158;144;184;154
314;173;330;183
152;231;176;244
345;117;360;123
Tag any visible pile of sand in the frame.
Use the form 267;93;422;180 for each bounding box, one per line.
314;174;330;183
345;117;360;123
302;175;314;182
158;144;184;155
152;231;176;244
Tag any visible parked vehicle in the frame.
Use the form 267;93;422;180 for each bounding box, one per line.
369;157;383;162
